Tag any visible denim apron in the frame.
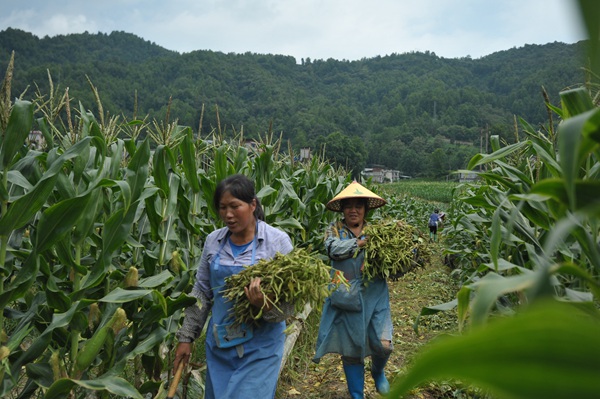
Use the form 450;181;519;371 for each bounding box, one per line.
204;234;286;399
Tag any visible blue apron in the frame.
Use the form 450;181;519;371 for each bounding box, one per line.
204;234;286;399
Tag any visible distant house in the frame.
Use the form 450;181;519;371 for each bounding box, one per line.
459;171;478;183
300;147;311;161
28;130;45;150
243;139;258;150
363;167;403;183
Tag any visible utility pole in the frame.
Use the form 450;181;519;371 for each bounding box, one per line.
485;124;489;154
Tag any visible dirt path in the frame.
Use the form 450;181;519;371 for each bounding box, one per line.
276;244;459;399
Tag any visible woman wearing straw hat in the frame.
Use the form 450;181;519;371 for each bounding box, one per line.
313;181;393;398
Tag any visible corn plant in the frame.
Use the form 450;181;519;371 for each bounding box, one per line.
0;55;352;397
391;1;600;397
377;192;439;230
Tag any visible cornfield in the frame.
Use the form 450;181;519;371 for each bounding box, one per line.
2;1;600;397
0;55;352;397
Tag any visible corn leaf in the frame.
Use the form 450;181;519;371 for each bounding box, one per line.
1;99;33;169
35;193;93;252
45;376;143;399
389;300;600;399
179;130;201;193
100;287;153;303
152;145;171;197
0;175;58;236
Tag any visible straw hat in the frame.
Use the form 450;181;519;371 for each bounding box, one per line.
326;181;387;212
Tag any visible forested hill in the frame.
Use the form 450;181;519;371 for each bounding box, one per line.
0;28;588;178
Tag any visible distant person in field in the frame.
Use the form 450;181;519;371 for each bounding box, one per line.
313;181;392;398
428;209;441;241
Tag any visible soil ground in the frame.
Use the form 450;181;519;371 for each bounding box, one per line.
276;243;461;399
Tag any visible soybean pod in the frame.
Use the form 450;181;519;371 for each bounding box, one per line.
362;219;431;281
223;248;347;327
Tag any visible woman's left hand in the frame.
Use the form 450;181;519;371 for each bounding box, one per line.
245;277;272;310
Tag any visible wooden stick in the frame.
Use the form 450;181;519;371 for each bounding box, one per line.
167;361;185;399
278;302;312;379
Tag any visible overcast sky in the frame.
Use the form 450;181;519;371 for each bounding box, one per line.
0;0;587;62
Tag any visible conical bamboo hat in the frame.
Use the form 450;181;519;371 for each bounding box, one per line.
326;181;387;212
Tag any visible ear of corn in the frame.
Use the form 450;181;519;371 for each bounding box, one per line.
88;303;101;331
74;307;127;373
0;346;10;361
124;266;139;288
170;250;187;274
222;248;344;327
74;325;109;372
50;349;62;380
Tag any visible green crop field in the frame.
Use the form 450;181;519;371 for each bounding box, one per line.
2;2;600;397
383;180;458;204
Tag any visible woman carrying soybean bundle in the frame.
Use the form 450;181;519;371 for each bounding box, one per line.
174;174;294;399
313;181;392;398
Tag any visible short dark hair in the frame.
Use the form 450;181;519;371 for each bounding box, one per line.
214;174;265;221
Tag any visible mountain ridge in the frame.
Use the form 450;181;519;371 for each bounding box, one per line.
0;28;588;177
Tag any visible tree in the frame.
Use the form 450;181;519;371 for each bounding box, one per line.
429;147;448;177
317;131;367;178
0;28;587;179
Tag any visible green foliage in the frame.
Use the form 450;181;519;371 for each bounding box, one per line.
441;84;600;327
316;131;367;178
394;2;600;396
384;180;457;204
0;28;586;178
390;300;600;399
0;64;351;397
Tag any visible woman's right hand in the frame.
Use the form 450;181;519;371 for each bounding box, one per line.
173;342;192;371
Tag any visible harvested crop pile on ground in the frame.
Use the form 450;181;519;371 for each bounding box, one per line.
222;247;342;327
362;219;430;280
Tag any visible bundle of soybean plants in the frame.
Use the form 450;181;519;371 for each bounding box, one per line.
222;247;343;327
362;219;429;281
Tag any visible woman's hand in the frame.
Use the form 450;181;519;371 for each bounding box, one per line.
357;237;368;248
173;342;192;371
244;277;273;311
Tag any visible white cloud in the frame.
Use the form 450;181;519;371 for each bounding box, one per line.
0;0;587;61
44;14;98;36
1;9;37;35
